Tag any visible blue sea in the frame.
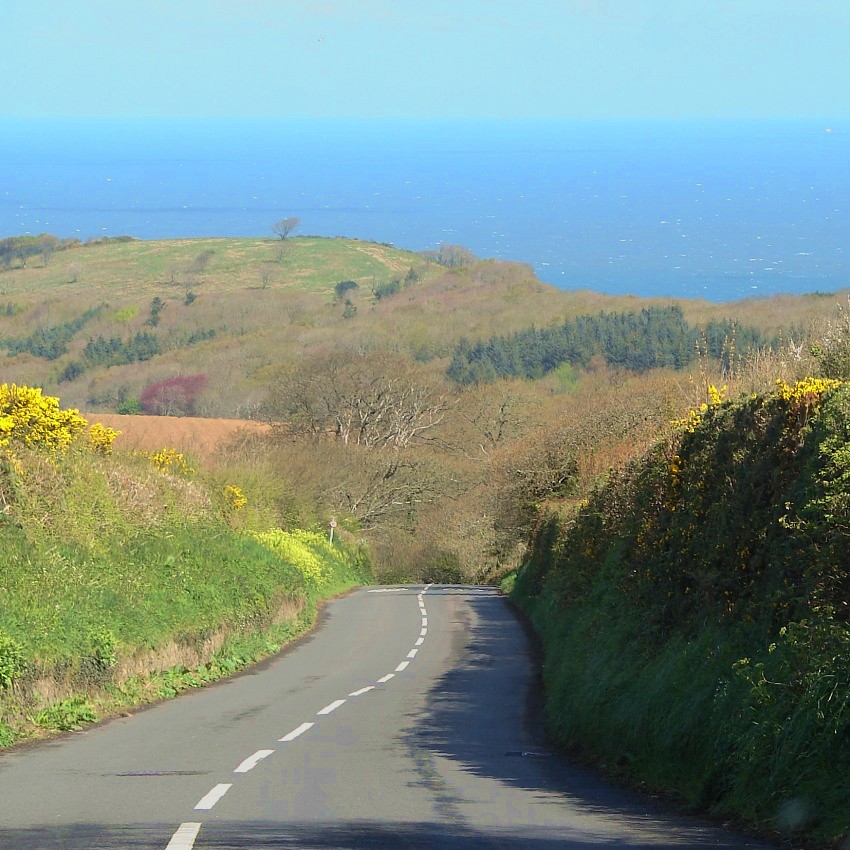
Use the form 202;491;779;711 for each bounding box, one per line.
1;118;848;302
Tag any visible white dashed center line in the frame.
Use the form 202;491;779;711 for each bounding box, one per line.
165;822;202;850
395;660;410;672
420;627;427;636
194;783;232;811
377;673;395;683
415;637;424;646
422;618;428;626
234;749;274;773
317;699;346;715
407;648;418;658
279;721;313;742
349;685;375;696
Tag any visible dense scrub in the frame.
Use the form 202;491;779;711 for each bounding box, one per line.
512;379;850;845
0;385;370;746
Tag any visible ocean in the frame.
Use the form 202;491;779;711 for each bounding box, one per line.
1;118;848;302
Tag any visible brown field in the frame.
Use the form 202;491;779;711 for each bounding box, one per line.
85;413;269;461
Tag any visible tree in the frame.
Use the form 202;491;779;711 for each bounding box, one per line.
272;217;301;240
334;279;358;300
263;352;453;449
140;374;208;416
149;296;165;327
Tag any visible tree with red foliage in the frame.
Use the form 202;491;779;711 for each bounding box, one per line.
140;374;208;416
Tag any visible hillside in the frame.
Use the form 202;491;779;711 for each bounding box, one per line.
1;234;843;417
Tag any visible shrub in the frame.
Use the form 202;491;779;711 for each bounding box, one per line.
35;698;97;731
0;632;26;688
140;374;208;416
252;529;331;590
0;384;87;451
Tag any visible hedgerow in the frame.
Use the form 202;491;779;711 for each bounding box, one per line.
514;379;850;845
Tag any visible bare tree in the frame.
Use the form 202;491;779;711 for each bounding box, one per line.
263;352;453;449
272;217;301;240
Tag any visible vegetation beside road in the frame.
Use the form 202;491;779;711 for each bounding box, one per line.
511;377;850;846
0;384;370;747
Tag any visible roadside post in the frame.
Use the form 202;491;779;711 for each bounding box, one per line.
329;517;337;545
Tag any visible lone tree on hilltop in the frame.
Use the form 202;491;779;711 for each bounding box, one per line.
272;217;301;240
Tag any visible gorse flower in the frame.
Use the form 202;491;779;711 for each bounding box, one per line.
775;377;845;408
223;484;247;510
87;422;121;455
143;447;194;475
0;384;87;450
672;384;727;433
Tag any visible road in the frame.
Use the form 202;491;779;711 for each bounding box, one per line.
0;585;774;849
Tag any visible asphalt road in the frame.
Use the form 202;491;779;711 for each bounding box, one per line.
0;585;775;849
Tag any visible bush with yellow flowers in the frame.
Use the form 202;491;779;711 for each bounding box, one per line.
0;383;88;451
0;383;120;456
514;379;850;844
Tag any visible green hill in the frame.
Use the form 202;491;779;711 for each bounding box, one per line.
0;234;841;417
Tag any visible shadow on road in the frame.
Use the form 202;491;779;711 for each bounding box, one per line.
401;586;771;849
0;818;764;849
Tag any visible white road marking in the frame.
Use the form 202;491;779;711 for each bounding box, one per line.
395;660;410;672
194;783;232;811
165;822;202;850
317;699;346;715
407;648;418;658
415;637;424;646
234;749;274;773
349;685;375;696
279;721;314;742
377;673;394;683
420;628;427;636
367;588;404;593
422;618;428;626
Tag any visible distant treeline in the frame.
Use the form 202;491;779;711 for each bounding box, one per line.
447;306;767;384
0;234;78;270
0;233;137;271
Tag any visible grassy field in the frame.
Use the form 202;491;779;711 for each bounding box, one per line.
0;235;431;299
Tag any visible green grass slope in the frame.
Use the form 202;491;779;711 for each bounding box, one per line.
512;379;850;847
0;388;371;746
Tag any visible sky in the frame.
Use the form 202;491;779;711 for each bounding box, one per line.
4;0;850;120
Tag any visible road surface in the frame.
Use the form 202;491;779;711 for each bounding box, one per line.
0;585;774;849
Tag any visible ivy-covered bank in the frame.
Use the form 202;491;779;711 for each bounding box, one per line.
512;379;850;847
0;384;371;746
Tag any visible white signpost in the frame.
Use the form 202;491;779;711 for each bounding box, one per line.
329;518;337;545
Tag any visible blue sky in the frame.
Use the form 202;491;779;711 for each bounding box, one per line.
4;0;850;119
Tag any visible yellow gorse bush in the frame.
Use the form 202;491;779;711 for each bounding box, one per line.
775;377;845;407
87;422;121;455
143;447;194;475
0;383;88;450
673;384;727;433
223;484;248;510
